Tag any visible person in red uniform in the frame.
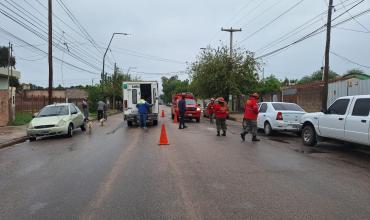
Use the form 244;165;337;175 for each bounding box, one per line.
207;98;216;124
214;97;228;136
241;93;260;142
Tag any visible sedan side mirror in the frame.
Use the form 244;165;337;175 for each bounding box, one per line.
32;112;38;118
321;108;327;114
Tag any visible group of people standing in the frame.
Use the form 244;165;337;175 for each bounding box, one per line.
206;93;260;142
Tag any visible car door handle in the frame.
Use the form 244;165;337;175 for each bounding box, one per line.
338;118;344;120
361;120;367;123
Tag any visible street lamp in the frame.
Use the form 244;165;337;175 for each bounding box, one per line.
102;32;130;79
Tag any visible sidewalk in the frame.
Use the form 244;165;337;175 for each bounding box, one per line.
0;125;28;149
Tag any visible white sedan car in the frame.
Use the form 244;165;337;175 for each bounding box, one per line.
27;103;85;141
257;102;306;135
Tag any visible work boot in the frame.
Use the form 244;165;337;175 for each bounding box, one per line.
222;131;226;136
240;132;246;142
217;131;220;136
252;136;260;142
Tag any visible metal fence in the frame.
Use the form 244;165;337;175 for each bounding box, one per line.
328;79;370;106
15;94;84;114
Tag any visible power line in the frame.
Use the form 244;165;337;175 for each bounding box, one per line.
0;26;100;75
0;5;102;71
339;0;370;32
239;0;306;44
331;51;370;69
255;8;370;59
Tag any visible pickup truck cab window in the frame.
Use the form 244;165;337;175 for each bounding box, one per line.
132;89;137;104
352;98;370;116
327;99;350;115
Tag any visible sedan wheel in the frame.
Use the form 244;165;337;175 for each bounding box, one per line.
67;124;74;138
264;122;272;136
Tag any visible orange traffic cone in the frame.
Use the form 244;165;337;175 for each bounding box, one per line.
173;113;178;123
158;124;169;145
161;109;165;117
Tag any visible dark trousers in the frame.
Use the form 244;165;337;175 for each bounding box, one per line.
97;110;103;120
140;114;147;128
179;113;185;129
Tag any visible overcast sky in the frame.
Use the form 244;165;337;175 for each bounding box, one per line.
0;0;369;88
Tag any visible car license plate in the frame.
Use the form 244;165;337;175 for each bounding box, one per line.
188;114;192;117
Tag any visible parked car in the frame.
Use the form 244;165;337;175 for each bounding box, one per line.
257;102;306;135
301;95;370;146
27;103;85;141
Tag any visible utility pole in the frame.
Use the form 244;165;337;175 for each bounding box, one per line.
48;0;53;104
221;27;242;58
221;27;241;109
7;42;10;90
322;0;333;112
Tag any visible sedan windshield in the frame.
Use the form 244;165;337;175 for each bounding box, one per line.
37;106;69;117
272;103;304;112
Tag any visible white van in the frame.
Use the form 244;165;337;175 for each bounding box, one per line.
122;81;159;127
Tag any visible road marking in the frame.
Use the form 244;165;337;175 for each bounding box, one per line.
80;131;140;220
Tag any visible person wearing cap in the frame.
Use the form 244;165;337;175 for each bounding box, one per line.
241;93;260;142
214;97;228;136
136;99;152;128
207;98;216;124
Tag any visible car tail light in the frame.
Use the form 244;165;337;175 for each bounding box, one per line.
276;112;283;120
124;100;128;109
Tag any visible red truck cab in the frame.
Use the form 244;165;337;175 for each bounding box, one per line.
171;93;201;123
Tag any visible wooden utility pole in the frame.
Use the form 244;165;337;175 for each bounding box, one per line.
322;0;333;111
48;0;53;104
112;62;116;110
221;27;242;58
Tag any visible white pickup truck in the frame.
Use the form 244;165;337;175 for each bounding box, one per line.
300;95;370;146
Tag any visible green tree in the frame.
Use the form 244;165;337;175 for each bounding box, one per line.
345;69;364;76
161;75;189;103
259;75;281;94
298;69;338;84
190;45;260;100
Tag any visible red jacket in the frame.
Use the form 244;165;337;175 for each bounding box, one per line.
207;102;215;114
214;103;228;118
244;97;259;120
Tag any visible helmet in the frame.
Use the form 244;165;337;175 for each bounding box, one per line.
218;97;225;103
210;98;215;101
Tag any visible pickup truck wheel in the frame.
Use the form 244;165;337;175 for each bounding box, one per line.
196;118;200;123
127;121;133;127
29;137;36;142
302;124;317;146
153;120;158;126
264;122;273;136
171;114;174;119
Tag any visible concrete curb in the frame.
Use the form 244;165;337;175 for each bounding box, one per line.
0;112;122;150
0;136;28;149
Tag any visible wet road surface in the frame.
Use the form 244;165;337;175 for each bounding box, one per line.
1;107;370;219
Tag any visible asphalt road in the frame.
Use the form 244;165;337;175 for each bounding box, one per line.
1;107;370;220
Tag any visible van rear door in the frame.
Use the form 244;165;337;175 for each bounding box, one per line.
127;84;140;114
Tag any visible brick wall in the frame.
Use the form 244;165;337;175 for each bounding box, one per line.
297;85;323;112
0;90;9;126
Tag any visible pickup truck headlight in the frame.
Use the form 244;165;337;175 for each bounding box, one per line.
196;107;201;111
